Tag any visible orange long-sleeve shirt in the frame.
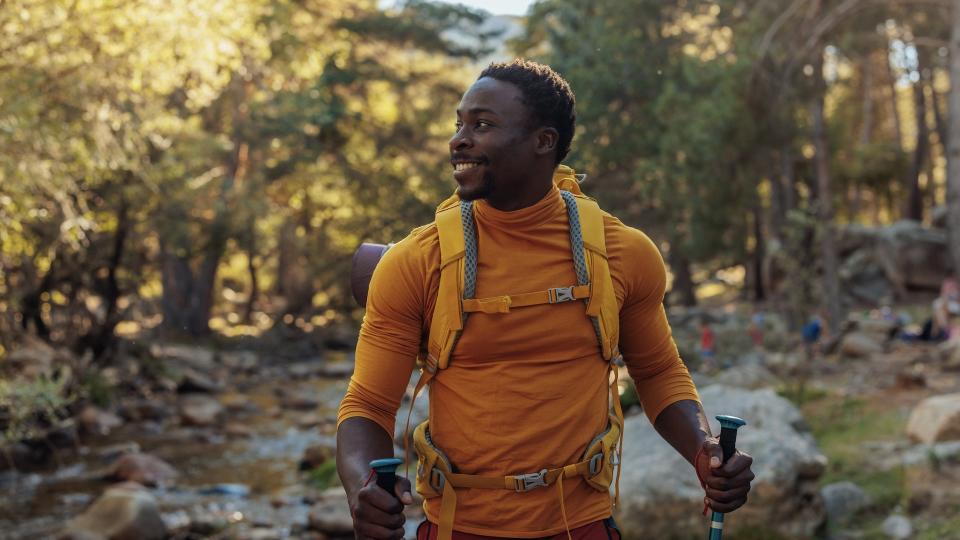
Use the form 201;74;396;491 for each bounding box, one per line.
338;185;699;537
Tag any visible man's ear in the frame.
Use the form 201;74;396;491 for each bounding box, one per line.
534;127;559;157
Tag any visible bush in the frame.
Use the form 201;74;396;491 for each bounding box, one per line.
0;371;74;443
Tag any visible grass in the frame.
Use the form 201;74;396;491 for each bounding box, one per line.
798;390;912;530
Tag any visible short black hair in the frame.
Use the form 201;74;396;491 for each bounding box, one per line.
478;59;576;165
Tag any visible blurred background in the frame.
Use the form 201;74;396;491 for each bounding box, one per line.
3;0;960;538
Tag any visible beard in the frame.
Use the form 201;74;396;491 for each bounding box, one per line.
456;171;494;201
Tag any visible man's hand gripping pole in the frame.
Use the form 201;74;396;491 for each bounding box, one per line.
707;415;746;540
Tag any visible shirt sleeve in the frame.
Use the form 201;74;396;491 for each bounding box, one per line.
336;232;429;437
609;221;700;425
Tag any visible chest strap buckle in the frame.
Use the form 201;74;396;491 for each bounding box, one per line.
513;469;549;492
549;287;575;303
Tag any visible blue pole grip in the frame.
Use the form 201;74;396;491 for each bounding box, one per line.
369;458;403;497
707;415;746;540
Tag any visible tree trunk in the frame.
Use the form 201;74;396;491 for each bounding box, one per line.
811;53;843;336
947;0;960;276
243;227;258;323
852;55;875;220
752;200;766;301
887;48;904;150
668;248;697;307
905;76;928;222
76;194;129;358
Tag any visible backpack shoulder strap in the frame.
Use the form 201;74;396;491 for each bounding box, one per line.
426;200;475;373
565;192;621;362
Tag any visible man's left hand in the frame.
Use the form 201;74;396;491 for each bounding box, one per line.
694;437;754;513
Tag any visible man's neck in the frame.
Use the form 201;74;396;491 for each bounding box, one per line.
484;169;555;212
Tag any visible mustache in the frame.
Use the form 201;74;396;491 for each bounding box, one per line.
450;153;487;163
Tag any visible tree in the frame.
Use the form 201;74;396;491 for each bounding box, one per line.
948;0;960;276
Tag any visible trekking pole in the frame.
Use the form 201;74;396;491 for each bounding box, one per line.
707;415;746;540
369;458;404;498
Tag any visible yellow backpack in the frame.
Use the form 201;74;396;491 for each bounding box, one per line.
402;165;625;540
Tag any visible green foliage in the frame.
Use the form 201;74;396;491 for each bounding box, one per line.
306;458;341;489
0;372;73;443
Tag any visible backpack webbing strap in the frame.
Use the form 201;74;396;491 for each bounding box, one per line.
560;190;605;352
461;201;477;301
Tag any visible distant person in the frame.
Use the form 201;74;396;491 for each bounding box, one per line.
699;317;716;370
932;274;960;340
801;314;822;361
748;310;765;348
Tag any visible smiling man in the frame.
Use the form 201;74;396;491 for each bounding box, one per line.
337;59;754;540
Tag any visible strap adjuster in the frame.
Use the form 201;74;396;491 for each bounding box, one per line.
429;467;446;491
513;469;548;492
588;453;603;476
549;286;575;303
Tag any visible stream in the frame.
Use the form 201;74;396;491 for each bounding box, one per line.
1;352;355;539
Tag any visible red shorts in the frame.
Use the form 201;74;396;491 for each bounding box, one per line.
416;518;621;540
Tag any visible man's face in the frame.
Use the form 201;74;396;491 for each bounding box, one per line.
449;77;538;202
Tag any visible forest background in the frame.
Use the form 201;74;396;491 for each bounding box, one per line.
3;0;960;464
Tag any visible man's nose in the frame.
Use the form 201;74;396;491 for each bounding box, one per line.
449;128;471;152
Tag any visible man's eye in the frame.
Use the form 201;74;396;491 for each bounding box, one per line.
454;121;463;130
477;121;492;128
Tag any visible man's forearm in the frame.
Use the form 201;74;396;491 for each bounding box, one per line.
652;399;712;465
337;416;397;502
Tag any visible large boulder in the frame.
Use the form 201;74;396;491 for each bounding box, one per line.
839;332;884;359
60;482;166;540
906;393;960;444
104;453;179;487
837;221;951;303
615;385;826;539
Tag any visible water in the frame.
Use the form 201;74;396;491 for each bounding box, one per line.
0;372;349;539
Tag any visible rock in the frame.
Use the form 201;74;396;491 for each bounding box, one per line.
104;453;178;487
243;528;282;540
932;205;948;228
882;514;912;539
839;332;884;359
287;362;324;378
149;343;216;370
615;385;826;539
0;441;52;471
5;335;69;379
117;398;168;422
179;394;224;426
906;393;960;444
47;421;80;448
713;364;778;389
308;488;353;535
277;388;321;410
220;350;259;371
319;362;355;378
95;442;141;462
225;422;254;438
894;366;926;390
78;406;123;437
177;367;223;393
297;413;328;430
300;444;333;470
61;482;166;540
821;482;872;525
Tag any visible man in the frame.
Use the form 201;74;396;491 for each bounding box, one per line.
337;59;754;540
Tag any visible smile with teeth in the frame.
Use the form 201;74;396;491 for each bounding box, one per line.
454;162;480;171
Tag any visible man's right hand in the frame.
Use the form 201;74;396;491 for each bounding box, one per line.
350;474;414;540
